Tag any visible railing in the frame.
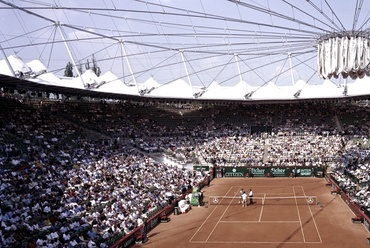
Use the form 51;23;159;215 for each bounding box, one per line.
326;174;370;232
110;178;208;248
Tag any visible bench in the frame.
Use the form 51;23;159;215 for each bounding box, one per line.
135;233;148;244
352;214;363;224
160;212;170;223
331;190;340;195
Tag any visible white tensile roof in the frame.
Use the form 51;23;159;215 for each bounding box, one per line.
1;55;368;100
1;1;370;101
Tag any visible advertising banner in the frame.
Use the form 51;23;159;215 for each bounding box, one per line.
193;165;209;172
297;168;312;177
222;166;321;177
249;167;270;177
270;167;289;177
224;167;248;177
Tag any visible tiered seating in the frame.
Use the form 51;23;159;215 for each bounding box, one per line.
1;95;370;247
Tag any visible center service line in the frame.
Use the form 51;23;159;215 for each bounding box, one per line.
259;193;266;222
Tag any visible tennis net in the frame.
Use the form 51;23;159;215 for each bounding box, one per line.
208;195;318;206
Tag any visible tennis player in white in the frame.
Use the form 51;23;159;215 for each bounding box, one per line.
242;191;248;207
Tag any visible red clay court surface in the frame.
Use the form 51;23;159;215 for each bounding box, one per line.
137;177;370;248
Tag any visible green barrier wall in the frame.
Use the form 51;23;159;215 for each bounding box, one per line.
224;167;248;177
219;166;324;177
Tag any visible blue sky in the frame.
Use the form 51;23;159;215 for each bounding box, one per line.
0;0;368;87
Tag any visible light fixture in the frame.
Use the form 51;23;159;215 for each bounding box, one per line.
317;35;370;79
244;91;254;99
293;90;301;98
139;87;155;96
193;90;205;99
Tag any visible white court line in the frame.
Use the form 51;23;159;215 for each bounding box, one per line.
205;186;240;242
188;185;235;242
220;220;300;223
253;192;294;197
190;186;322;245
293;186;306;242
190;240;322;244
258;193;266;222
301;186;322;243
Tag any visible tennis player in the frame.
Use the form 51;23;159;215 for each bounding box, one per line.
242;191;248;207
238;188;244;204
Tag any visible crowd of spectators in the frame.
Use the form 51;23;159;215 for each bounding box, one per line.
1;93;370;247
0;96;204;247
323;102;370;214
329;138;370;212
169;103;343;167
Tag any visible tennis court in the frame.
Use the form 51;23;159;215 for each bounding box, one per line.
140;178;370;248
190;185;321;244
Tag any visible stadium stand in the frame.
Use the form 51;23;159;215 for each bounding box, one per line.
1;91;370;247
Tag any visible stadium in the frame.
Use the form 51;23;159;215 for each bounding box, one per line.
1;0;370;247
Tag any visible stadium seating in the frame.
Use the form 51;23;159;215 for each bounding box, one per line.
1;93;370;247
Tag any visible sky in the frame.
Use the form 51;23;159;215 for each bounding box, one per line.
0;0;369;90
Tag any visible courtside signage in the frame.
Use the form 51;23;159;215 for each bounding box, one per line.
225;168;245;177
299;168;312;176
222;166;321;177
271;168;286;176
251;168;266;176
